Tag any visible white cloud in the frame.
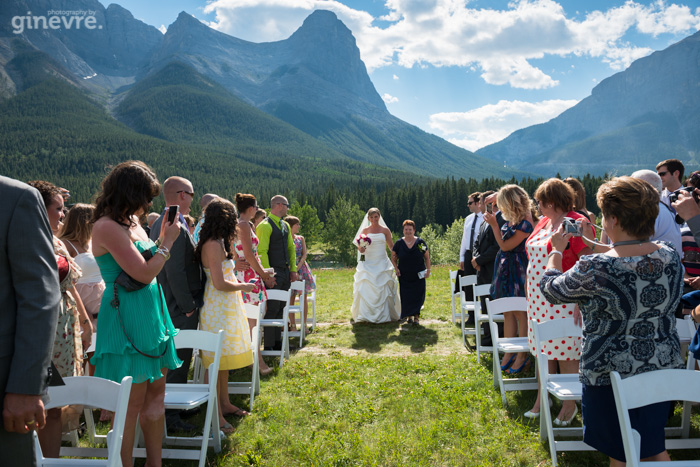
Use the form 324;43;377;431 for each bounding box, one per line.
393;74;399;80
382;93;399;104
429;99;579;151
158;24;167;34
201;0;700;90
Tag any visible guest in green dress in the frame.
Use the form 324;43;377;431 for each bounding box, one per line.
91;161;182;467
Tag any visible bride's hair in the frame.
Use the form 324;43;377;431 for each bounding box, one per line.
367;207;381;217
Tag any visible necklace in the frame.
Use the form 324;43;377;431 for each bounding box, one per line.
611;240;650;247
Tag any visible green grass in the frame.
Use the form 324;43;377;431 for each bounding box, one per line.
86;265;699;466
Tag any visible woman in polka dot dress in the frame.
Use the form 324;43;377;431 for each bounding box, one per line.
525;178;594;424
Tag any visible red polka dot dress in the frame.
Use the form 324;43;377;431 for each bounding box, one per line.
525;228;581;360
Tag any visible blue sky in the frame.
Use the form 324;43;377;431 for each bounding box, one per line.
99;0;700;151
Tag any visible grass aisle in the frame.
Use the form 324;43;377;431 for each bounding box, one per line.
148;266;696;466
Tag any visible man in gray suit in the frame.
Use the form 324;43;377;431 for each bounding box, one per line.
0;176;60;465
149;176;206;431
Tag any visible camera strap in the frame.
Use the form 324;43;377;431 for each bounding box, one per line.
111;281;169;359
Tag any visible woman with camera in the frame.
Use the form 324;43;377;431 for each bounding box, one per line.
484;185;535;373
91;161;182;467
524;178;593;423
540;176;685;465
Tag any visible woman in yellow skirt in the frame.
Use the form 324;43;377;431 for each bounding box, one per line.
196;199;255;433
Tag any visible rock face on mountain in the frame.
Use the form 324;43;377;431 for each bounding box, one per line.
1;0;163;92
477;30;700;176
150;10;386;121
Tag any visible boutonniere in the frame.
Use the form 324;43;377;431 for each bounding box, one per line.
418;242;428;252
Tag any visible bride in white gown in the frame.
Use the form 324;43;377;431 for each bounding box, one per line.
351;208;401;323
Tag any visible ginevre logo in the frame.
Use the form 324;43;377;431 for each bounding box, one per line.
12;10;103;34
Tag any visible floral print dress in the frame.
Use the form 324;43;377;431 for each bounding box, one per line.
234;223;267;305
53;236;84;378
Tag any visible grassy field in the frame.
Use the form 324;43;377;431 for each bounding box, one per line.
108;266;698;466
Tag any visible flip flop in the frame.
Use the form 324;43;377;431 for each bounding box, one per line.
224;407;249;417
221;421;235;434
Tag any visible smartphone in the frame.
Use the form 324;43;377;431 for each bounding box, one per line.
167;205;179;224
486;203;493;213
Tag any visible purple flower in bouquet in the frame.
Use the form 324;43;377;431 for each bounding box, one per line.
356;234;372;261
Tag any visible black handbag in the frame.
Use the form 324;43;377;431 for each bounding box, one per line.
110;249;169;359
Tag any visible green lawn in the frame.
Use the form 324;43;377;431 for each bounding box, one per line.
113;266;698;466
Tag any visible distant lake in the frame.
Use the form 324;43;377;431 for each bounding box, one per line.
309;260;345;270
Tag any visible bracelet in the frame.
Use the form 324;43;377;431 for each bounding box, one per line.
548;250;563;258
156;247;171;260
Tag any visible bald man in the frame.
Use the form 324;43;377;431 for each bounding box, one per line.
149;177;206;432
257;195;298;350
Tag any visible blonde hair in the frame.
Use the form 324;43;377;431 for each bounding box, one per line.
367;207;381;217
496;185;531;224
59;203;95;248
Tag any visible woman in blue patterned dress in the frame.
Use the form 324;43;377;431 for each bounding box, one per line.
540;176;684;465
484;185;536;373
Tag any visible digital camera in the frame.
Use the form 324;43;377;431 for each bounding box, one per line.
562;217;584;237
669;186;698;204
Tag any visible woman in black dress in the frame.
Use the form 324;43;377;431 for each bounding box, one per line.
391;220;431;324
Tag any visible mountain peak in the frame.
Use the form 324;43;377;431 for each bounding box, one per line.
302;10;340;27
292;9;350;39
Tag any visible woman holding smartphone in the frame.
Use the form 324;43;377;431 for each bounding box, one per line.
91;161;182;467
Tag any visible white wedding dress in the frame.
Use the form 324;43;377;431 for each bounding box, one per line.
351;233;401;323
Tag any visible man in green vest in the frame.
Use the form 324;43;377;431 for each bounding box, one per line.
257;195;298;350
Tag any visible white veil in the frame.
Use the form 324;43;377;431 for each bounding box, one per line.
353;212;389;262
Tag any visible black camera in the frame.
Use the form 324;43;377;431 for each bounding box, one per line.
669;186;698;204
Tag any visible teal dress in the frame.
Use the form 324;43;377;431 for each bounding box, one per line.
91;240;181;384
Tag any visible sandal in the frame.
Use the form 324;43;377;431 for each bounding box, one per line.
221;421;235;434
224;407;249;417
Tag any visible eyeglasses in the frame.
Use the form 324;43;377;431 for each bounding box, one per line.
177;190;195;197
279;203;290;207
657;171;668;177
467;201;474;205
534;199;541;210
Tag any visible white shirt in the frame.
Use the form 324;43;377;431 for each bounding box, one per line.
459;212;484;262
652;201;682;255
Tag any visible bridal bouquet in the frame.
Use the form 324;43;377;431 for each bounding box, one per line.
356;234;372;261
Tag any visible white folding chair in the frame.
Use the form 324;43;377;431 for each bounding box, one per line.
449;270;461;324
307;274;317;331
611;369;700;467
143;329;224;467
35;375;133;466
223;302;262;411
259;288;292;367
486;297;538;405
458;275;478;347
288;280;307;348
533;319;592;466
470;283;503;362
